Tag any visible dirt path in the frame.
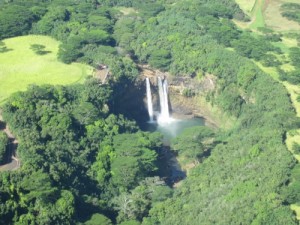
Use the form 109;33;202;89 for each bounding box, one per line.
0;113;20;171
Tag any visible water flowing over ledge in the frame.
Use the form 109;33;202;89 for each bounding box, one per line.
146;77;154;122
146;76;173;125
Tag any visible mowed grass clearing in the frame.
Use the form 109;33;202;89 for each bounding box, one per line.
234;0;265;29
235;0;256;15
264;0;300;31
235;0;300;31
249;0;266;29
0;35;92;104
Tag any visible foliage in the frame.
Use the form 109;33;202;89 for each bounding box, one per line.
119;220;140;225
148;49;171;71
289;47;300;68
0;132;8;164
182;88;195;97
171;126;214;163
91;132;162;191
280;68;300;85
292;142;300;154
0;75;163;223
0;0;299;224
231;33;278;61
281;3;300;24
0;5;35;39
0;79;110;221
118;0;299;224
281;164;300;205
84;213;112;225
261;54;281;67
112;177;172;222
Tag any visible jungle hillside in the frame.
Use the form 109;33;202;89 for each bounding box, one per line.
0;0;300;225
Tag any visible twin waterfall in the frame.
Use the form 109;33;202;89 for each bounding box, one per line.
158;77;170;121
146;77;171;124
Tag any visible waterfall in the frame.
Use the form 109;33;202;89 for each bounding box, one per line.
146;76;171;124
158;77;165;117
157;77;170;123
146;78;154;122
163;79;170;119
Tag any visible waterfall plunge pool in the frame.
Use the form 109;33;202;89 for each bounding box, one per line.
142;117;204;145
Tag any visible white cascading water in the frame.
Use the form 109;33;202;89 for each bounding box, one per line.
158;77;165;117
163;79;170;119
157;77;171;124
146;78;154;122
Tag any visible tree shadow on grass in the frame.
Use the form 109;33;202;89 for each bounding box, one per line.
35;50;52;55
0;41;12;53
0;47;13;53
30;44;51;55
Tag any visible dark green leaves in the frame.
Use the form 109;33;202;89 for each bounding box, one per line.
0;132;8;164
0;5;35;39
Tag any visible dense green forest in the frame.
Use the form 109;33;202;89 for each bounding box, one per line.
282;3;300;25
1;80;172;224
0;132;8;164
0;0;300;224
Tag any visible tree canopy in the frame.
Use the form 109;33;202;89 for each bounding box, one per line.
0;0;299;224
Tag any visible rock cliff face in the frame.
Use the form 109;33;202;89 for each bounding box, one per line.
108;78;149;125
140;65;224;127
111;65;232;128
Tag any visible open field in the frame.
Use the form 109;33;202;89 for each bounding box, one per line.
273;37;298;54
264;0;300;31
249;0;266;29
291;204;300;220
235;0;256;15
235;0;300;31
0;35;92;104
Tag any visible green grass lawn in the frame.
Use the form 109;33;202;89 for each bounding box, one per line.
249;0;266;29
235;0;300;31
264;0;300;31
235;0;256;15
0;35;93;104
291;204;300;220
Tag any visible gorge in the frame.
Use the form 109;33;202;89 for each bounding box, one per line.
0;0;299;224
144;76;206;184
